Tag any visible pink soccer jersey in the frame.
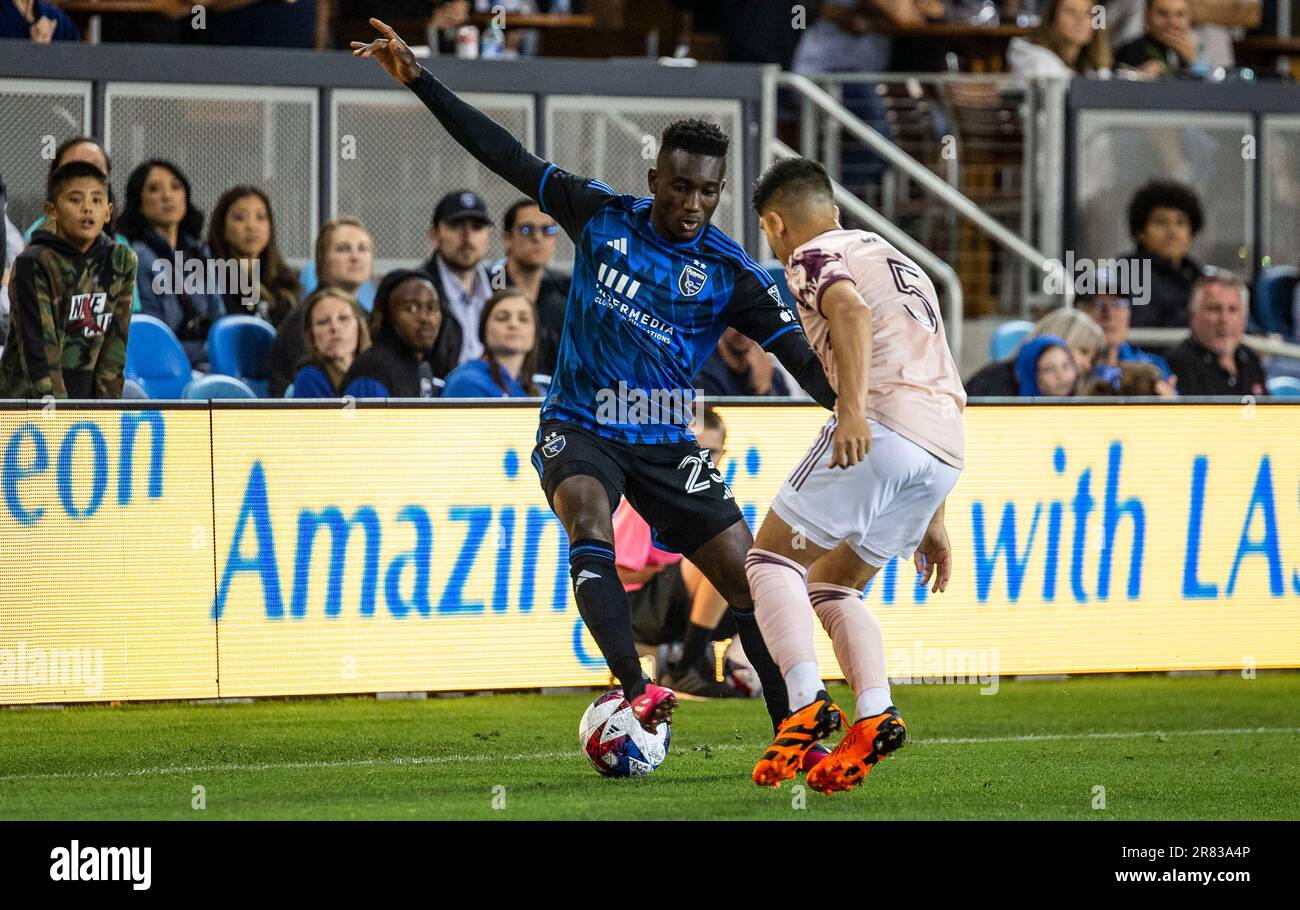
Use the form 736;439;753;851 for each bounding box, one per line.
786;229;966;468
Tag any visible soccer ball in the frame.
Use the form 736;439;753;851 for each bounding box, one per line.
578;689;671;777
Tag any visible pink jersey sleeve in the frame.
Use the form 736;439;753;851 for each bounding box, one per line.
789;245;856;317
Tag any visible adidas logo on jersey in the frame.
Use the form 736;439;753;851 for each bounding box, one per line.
606;237;629;255
596;262;641;300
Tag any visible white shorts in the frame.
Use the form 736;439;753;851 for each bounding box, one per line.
770;417;961;568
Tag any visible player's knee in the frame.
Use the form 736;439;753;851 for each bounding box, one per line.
566;513;612;543
727;582;755;612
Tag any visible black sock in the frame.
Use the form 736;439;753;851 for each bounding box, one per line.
569;539;646;700
731;607;790;734
680;622;713;672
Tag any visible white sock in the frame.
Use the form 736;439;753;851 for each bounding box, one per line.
857;687;893;720
785;660;825;712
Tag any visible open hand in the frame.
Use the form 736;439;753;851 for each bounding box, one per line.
913;519;952;594
350;18;422;84
830;412;871;469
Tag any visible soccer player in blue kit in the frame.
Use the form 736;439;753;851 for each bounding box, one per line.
354;21;836;740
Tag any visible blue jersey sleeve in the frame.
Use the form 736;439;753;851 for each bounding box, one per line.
725;260;836;411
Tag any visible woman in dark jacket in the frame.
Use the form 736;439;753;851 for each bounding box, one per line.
290;287;371;398
207;185;300;327
118;160;224;369
342;269;446;399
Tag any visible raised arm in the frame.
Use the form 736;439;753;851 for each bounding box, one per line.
352;19;613;239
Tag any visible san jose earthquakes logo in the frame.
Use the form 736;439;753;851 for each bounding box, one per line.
541;431;566;458
678;264;708;298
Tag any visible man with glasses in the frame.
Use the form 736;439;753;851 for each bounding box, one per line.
489;198;571;376
1079;289;1172;380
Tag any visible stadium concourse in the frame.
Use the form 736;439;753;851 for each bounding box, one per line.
0;0;1298;867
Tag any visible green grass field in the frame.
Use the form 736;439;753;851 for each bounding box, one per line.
1;673;1297;820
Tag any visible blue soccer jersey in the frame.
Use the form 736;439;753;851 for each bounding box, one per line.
533;169;804;443
404;69;833;445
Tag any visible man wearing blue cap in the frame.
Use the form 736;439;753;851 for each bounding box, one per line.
423;189;495;365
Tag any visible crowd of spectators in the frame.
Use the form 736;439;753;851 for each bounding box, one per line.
0;132;1294;403
1;0;1274;77
1;0;1295;402
0;131;583;401
959;168;1287;399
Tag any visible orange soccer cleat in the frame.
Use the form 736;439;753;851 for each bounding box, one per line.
752;691;842;788
806;706;908;794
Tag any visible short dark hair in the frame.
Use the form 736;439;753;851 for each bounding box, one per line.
751;157;833;214
46;162;109;202
660;119;729;160
1127;180;1204;239
503;198;540;233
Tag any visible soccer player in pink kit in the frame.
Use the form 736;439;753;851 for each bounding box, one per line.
745;158;966;793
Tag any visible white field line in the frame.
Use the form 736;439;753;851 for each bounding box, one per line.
0;726;1297;784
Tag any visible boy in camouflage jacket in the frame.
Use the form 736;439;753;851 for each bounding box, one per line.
0;162;136;399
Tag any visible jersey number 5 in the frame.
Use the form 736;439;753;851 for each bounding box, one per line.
888;258;938;334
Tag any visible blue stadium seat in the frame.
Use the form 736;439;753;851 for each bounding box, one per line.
1253;266;1297;338
990;320;1034;361
207;316;276;397
761;260;799;310
283;382;295;399
181;374;258;400
1266;376;1300;398
121;378;149;399
124;314;191;399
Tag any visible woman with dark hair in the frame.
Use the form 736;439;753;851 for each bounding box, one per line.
442;287;543;398
289;287;371;398
207;186;300;327
119;159;224;369
341;269;445;399
1008;0;1113;78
